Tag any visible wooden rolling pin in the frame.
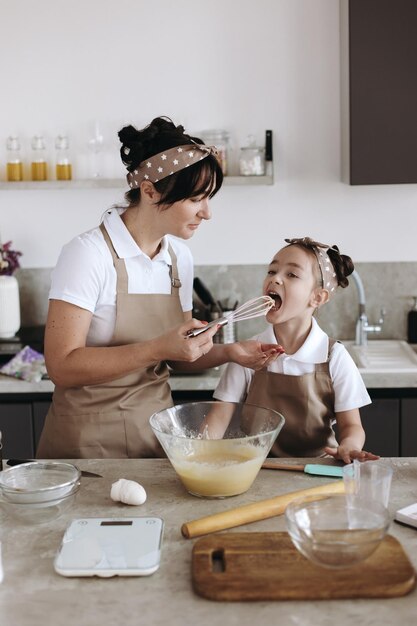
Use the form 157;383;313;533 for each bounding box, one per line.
181;480;344;539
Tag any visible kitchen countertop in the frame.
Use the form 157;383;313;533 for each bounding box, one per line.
0;370;223;394
1;342;417;393
1;367;417;393
0;458;417;626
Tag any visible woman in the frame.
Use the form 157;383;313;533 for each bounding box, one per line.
37;117;279;459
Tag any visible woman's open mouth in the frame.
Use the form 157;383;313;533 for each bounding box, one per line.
268;291;282;311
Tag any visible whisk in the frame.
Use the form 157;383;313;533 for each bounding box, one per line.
187;296;274;338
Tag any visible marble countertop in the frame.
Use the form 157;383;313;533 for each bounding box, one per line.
1;343;417;393
1;366;417;393
0;370;222;394
0;458;416;626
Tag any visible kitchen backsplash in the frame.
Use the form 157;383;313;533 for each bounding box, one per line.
16;263;417;342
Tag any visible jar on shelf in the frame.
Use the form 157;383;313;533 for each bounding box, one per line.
239;135;265;176
31;135;48;181
6;136;23;181
200;129;229;175
55;134;72;180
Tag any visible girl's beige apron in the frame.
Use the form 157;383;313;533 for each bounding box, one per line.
246;339;338;457
37;224;184;459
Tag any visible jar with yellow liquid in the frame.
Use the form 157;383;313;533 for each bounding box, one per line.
55;134;72;180
6;136;23;181
31;135;48;181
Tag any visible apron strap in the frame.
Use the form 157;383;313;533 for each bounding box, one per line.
99;222;129;295
167;243;182;294
100;223;182;296
315;337;338;373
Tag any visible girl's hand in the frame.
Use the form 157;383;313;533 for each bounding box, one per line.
324;445;380;464
227;340;284;371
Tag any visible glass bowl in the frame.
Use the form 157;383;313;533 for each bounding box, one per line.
1;483;80;524
285;493;390;569
149;401;285;498
0;461;81;504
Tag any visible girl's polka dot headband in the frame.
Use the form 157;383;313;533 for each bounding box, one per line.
285;237;339;296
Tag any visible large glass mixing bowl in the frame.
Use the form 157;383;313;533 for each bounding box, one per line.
150;401;285;498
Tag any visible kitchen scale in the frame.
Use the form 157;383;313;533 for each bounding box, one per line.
54;517;164;577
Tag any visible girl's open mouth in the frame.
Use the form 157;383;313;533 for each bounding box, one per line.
268;292;282;311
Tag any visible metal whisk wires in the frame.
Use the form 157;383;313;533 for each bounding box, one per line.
188;296;274;337
229;296;275;322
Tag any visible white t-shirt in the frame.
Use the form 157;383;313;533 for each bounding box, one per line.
49;207;194;346
214;318;371;413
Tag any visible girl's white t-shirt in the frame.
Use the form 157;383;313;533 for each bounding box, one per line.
214;318;371;413
49;208;194;346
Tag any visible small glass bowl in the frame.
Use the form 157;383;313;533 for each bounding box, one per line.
285;493;390;569
0;461;81;504
1;483;80;524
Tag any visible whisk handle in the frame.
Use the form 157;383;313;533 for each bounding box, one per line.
187;317;228;338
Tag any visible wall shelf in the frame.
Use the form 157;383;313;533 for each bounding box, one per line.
0;175;274;190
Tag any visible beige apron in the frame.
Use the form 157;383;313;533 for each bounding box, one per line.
37;224;184;459
246;339;338;457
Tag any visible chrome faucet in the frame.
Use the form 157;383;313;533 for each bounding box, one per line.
351;270;385;346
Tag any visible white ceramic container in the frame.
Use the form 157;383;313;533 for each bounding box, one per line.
0;275;20;338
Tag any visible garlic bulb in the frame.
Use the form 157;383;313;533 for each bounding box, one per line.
110;479;147;506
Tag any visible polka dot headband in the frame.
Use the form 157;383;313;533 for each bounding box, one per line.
284;237;339;296
126;143;218;188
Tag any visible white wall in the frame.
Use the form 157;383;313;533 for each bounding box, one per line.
0;0;416;268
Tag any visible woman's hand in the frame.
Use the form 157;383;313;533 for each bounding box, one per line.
227;340;284;371
156;318;219;363
324;445;380;464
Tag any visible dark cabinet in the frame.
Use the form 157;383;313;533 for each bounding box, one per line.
401;399;417;456
360;399;400;456
341;0;417;184
33;401;51;451
0;403;34;458
0;390;416;458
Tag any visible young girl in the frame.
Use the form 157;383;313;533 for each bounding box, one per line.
37;117;278;460
213;237;378;463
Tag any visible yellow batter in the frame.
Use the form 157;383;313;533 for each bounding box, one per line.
170;441;265;497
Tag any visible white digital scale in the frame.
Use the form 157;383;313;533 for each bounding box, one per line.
54;517;164;577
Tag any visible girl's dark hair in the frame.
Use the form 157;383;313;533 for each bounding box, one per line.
326;245;354;288
285;237;354;288
118;116;223;207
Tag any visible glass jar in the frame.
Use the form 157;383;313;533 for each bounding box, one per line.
6;136;23;181
31;135;48;181
55;134;72;180
200;129;229;175
239;135;265;176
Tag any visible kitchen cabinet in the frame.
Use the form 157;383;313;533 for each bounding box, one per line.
0;402;34;458
360;398;400;456
401;399;417;456
33;401;52;450
1;389;417;458
340;0;417;184
0;391;214;457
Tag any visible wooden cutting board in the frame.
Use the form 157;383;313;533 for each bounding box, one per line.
192;532;416;601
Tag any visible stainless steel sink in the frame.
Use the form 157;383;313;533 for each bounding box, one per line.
344;340;417;372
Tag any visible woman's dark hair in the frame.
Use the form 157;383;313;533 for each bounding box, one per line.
285;237;354;288
118;116;223;207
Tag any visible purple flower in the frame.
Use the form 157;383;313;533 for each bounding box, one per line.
0;241;22;276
